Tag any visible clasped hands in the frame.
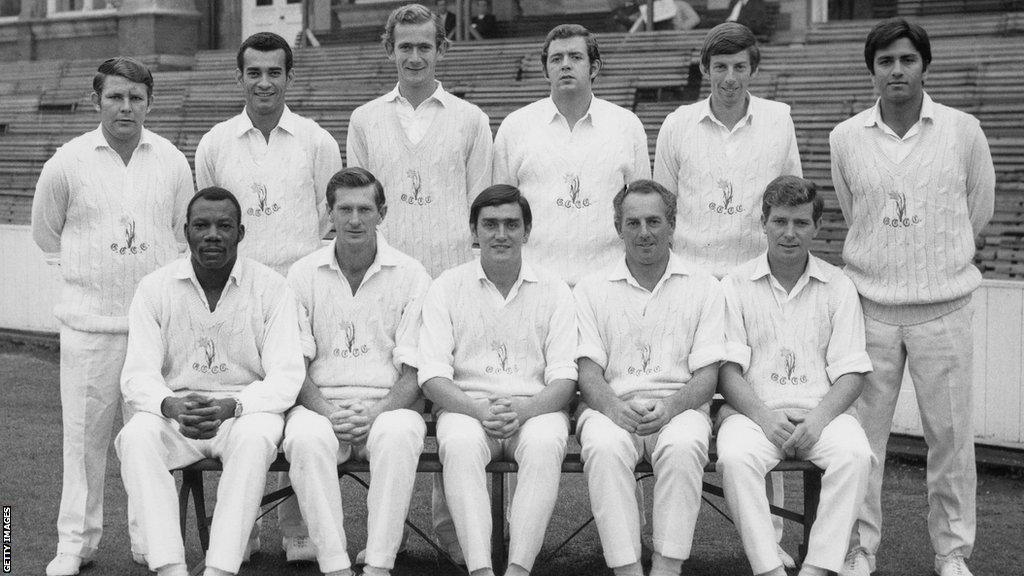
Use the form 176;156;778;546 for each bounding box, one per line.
329;399;379;445
759;409;826;458
162;393;234;440
477;396;521;440
610;397;671;436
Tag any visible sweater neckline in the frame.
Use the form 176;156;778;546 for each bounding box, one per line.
386;101;450;154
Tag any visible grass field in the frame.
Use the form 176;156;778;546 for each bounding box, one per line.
2;340;1021;576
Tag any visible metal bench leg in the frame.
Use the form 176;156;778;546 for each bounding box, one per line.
178;470;196;542
190;471;211;551
800;468;822;562
491;471;506;571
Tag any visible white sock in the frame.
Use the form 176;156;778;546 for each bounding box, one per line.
649;552;683;576
156;563;189;576
613;561;643;576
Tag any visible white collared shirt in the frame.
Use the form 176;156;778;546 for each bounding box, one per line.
654;94;802;278
31;126;194;333
863;92;936;163
195;106;343;275
722;252;872;411
493;95;651;285
383;82;449;145
418;258;578;399
121;256;304;417
574;253;725;401
287;235;432;402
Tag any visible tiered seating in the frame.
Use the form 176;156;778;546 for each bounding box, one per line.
0;12;1021;277
805;11;1024;43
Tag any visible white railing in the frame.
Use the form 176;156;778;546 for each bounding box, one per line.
2;223;1022;449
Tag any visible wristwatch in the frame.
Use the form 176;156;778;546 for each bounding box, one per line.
233;400;243;419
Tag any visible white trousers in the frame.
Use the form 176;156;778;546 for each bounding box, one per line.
115;411;282;573
56;326;143;557
437;411;569;572
851;307;977;567
578;408;710;568
281;406;425;573
718;413;873;574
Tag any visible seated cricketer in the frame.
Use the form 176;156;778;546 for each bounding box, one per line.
717;175;874;576
116;187;304;576
417;184;578;576
282;167;432;576
574;179;725;576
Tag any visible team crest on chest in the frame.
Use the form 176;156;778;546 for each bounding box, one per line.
401;169;432;205
708;179;744;215
192;336;229;374
771;348;807;385
246;182;280;217
110;215;149;255
556;173;591;209
485;341;519;374
334;321;370;358
626;341;661;377
883;191;921;228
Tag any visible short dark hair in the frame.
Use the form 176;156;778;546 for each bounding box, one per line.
325;167;386;212
540;24;601;78
188;187;243;225
761;175;824;223
382;3;449;54
613;180;678;232
470;184;532;231
700;22;761;72
237;32;294;73
864;18;932;73
93;57;154;100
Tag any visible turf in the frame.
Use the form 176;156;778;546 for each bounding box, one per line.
1;342;1021;576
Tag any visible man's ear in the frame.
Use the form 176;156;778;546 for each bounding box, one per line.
235;68;243;86
237;224;246;243
91;91;101;113
589;58;603;81
378;204;388;222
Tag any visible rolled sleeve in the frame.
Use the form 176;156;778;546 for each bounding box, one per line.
120;278;174;416
687;276;726;371
416;280;456;385
721;276;752;371
393;269;432;370
573;283;607;368
234;288;305;415
824;274;873;383
543;283;579;384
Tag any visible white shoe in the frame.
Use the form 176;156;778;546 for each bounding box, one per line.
777;544;795;569
283;535;317;563
355;527;411;565
45;553;92;576
242;532;260;563
934;554;973;576
839;550;871;576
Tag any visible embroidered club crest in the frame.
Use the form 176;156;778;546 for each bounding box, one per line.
708;179;744;215
333;321;370;358
485;341;519;374
246;182;280;217
627;341;662;376
770;348;807;385
882;191;921;228
192;336;229;374
110;215;148;255
401;169;432;205
556;173;591;209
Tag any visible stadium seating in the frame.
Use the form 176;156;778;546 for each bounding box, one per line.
0;11;1021;277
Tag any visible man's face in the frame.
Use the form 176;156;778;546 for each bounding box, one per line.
389;21;443;91
871;37;927;106
618;192;674;267
331;185;385;249
236;48;292;118
92;75;151;145
187;198;245;271
704;50;755;110
545;36;598;96
472;203;529;266
762;202;819;264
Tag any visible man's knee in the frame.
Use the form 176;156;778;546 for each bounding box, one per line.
369;409;426;452
227;412;284;460
580;414;635;465
282;410;337;463
437;413;488;463
116;412;170;459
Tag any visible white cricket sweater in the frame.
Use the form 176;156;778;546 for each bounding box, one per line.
287;236;432;402
347;88;493;277
830;95;995;324
195;106;343;275
417;258;578;399
493;96;651;286
31;127;193;333
722;253;873;411
654;95;802;278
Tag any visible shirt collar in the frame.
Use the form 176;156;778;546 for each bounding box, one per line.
89;125;154;150
749;251;829;284
319;231;401;273
608;252;691;287
235;105;297;137
698;94;755;130
173;255;244;287
541;95;597;127
474;257;538;286
384;82;451;109
864;91;935;129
